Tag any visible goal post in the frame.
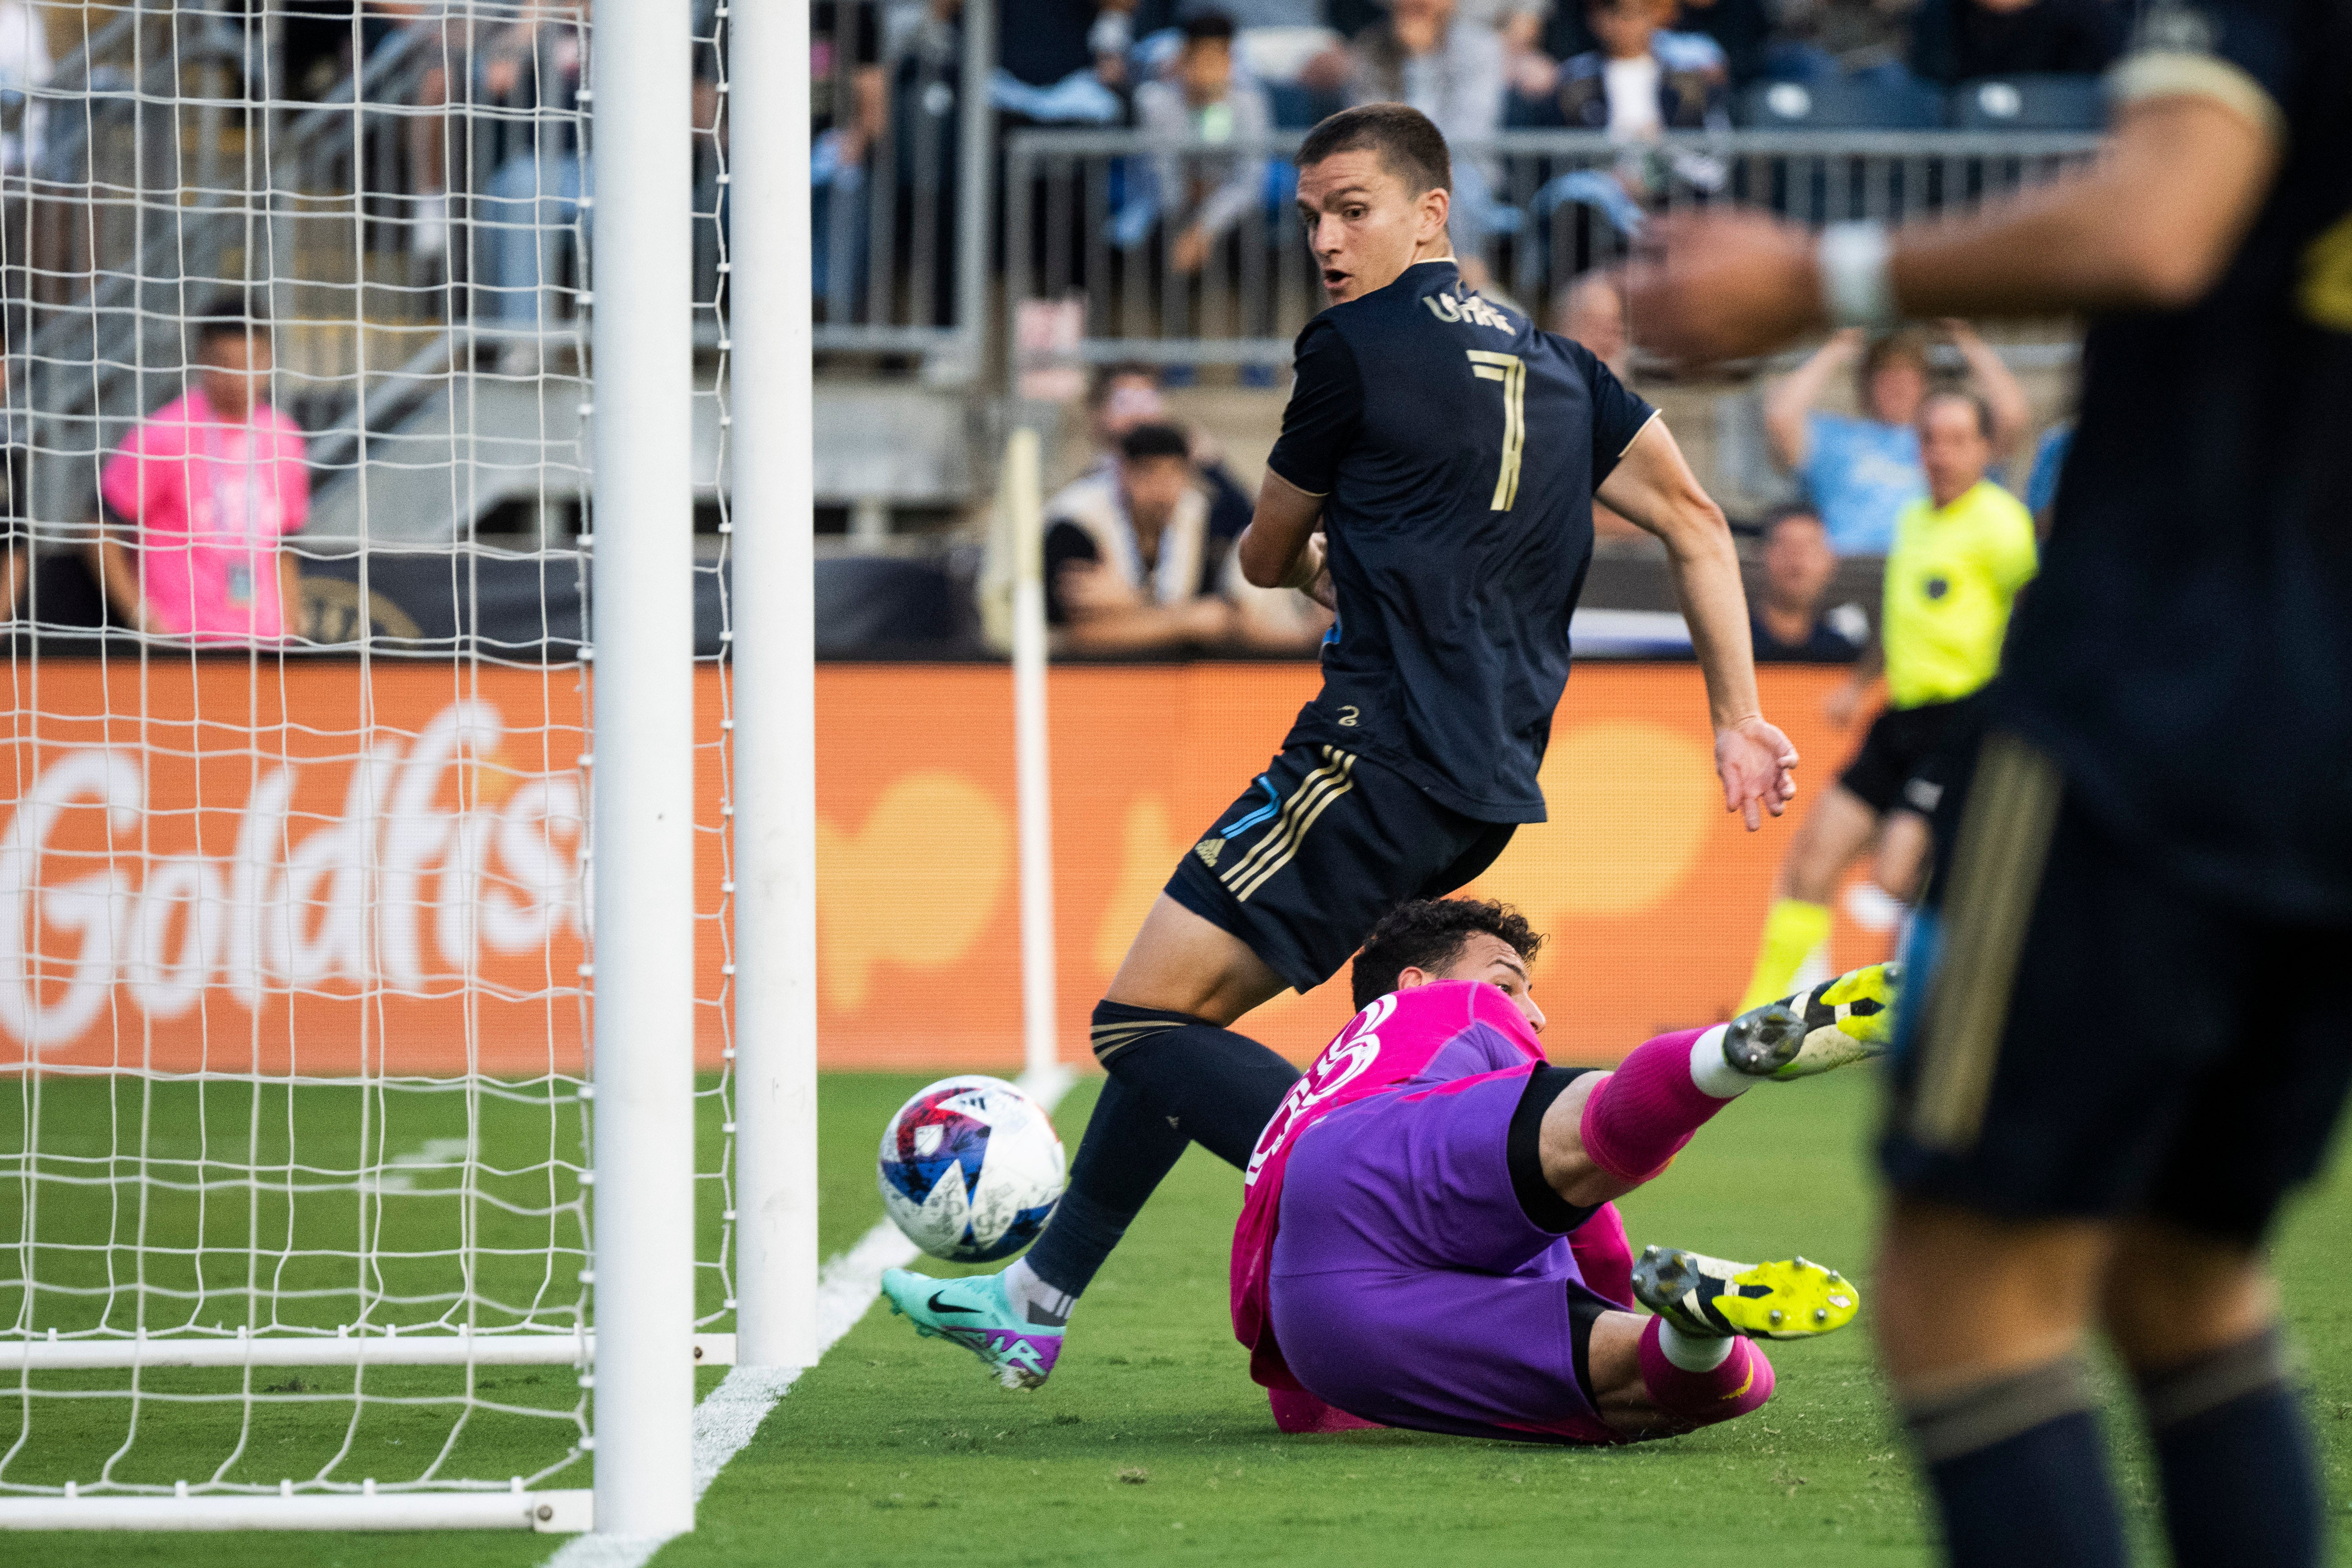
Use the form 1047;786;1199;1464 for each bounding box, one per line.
728;0;824;1376
0;0;743;1536
586;0;701;1538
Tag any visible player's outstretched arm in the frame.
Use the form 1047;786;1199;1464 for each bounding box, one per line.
1625;92;2281;365
1598;418;1798;830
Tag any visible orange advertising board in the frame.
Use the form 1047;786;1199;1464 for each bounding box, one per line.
821;662;1897;1070
0;660;1893;1078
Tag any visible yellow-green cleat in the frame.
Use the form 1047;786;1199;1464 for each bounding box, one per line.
1633;1245;1860;1341
1723;961;1902;1081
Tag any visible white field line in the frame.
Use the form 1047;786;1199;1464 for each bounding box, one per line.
541;1064;1078;1568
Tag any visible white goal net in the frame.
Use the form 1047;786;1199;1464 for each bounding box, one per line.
0;0;736;1527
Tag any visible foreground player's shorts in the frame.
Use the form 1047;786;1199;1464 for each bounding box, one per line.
1837;695;1978;815
1268;1064;1625;1445
1165;743;1516;992
1881;730;2352;1242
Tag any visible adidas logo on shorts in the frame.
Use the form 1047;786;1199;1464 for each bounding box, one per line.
1195;838;1224;868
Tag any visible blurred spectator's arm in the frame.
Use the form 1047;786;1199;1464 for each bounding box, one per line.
1055;552;1238;651
92;427;155;633
276;428;312;640
1187;85;1273;255
1941;320;2032;460
279;553;304;642
89;523;151;635
1762;328;1861;472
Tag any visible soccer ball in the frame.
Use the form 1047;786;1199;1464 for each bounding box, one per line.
877;1075;1067;1262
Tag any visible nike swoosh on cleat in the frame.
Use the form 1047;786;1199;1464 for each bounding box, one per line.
927;1293;982;1315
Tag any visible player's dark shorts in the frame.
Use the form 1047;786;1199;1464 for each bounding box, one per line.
1838;697;1978;816
1880;729;2352;1244
1164;743;1517;993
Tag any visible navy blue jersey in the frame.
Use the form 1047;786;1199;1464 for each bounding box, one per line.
1996;0;2352;917
1267;260;1658;823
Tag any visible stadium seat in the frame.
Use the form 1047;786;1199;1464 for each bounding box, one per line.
1948;74;2107;131
1736;75;1945;130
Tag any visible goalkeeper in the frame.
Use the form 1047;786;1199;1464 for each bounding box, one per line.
1235;898;1895;1442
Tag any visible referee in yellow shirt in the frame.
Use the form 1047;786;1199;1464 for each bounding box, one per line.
1738;388;2037;1010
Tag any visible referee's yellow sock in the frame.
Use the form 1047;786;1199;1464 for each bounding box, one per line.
1737;899;1833;1013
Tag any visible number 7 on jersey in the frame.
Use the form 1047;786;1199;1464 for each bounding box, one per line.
1466;350;1525;510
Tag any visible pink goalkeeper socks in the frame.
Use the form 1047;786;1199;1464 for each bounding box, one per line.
1578;1027;1741;1184
1637;1317;1776;1426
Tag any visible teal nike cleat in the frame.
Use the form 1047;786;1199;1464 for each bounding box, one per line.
880;1267;1065;1390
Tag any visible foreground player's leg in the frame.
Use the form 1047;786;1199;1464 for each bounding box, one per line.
1878;1201;2127;1568
2104;1220;2324;1568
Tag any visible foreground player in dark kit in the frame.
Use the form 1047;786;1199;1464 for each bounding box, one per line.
884;102;1798;1387
1631;1;2352;1563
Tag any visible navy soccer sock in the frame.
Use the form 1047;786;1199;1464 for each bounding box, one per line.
2139;1325;2324;1568
1902;1357;2128;1568
1091;1000;1302;1170
1018;1072;1189;1305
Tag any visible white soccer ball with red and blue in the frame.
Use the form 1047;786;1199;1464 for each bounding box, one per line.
877;1075;1066;1262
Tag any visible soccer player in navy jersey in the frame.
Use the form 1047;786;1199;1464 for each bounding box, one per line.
883;102;1798;1391
1629;1;2351;1563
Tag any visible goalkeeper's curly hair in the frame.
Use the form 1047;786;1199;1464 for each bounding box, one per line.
1350;897;1544;1011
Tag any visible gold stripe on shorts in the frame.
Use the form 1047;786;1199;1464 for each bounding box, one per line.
1909;730;2063;1152
1220;747;1357;904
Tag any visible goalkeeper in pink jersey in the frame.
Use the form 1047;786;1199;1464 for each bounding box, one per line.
1237;898;1895;1443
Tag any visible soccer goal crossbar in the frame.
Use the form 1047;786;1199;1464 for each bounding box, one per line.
3;1331;736;1372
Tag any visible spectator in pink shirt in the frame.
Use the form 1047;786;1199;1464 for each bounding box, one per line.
91;305;310;642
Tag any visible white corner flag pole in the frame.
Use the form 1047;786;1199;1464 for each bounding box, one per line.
729;0;821;1368
1007;430;1064;1089
588;0;698;1536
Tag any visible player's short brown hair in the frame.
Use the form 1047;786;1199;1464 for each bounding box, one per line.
1351;898;1544;1010
1298;102;1452;197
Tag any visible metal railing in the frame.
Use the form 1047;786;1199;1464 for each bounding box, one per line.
809;0;996;375
1004;127;2100;374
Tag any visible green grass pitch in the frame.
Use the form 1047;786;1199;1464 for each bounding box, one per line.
7;1068;2348;1566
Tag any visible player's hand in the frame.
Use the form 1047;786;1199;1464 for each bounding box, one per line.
1715;714;1798;831
1622;209;1825;369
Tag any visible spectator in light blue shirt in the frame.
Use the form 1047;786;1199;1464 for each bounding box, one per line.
1764;324;2030;555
